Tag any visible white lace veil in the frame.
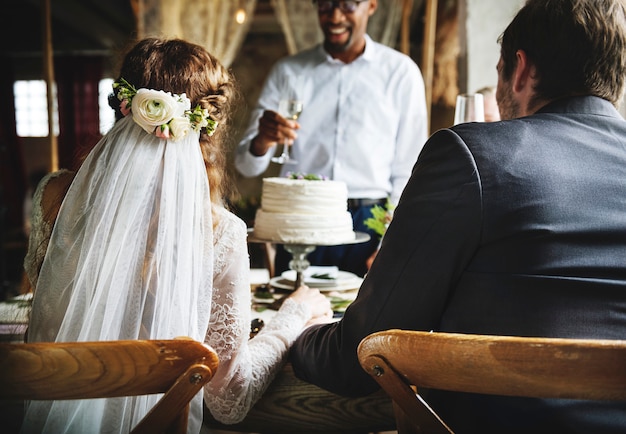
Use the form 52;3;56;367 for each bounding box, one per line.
23;115;214;434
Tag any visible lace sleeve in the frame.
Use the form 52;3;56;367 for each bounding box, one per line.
203;210;312;425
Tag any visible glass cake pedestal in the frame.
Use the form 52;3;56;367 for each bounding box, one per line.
247;229;370;289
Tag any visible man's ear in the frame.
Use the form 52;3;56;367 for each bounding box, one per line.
368;0;378;16
512;49;534;94
512;49;544;116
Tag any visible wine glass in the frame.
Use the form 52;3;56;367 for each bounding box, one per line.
453;93;485;125
271;98;303;164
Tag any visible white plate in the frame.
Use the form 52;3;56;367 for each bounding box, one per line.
247;228;371;246
252;294;278;304
288;265;340;279
280;268;361;288
270;276;362;292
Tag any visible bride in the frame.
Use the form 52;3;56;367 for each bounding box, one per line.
21;37;332;434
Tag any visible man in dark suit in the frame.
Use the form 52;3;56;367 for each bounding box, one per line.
290;0;626;432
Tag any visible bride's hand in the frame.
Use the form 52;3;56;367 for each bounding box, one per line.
288;285;333;325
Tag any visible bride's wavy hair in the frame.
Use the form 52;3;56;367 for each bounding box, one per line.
111;37;237;218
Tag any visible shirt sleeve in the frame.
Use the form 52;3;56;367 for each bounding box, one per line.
203;213;311;424
389;60;429;204
289;129;483;396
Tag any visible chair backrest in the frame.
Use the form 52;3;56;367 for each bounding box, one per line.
357;330;626;434
0;338;219;434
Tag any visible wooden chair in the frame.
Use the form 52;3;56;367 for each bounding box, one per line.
0;338;219;434
357;330;626;434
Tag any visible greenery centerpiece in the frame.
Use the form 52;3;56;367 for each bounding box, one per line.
286;172;328;180
364;199;395;238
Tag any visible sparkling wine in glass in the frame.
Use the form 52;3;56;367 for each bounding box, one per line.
271;99;303;164
453;93;485;125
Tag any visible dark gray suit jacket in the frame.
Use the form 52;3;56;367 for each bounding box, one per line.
290;96;626;433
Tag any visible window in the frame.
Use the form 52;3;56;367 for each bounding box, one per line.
14;80;58;137
14;78;116;137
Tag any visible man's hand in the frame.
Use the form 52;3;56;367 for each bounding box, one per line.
249;110;300;156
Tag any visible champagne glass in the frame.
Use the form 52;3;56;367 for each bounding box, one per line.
453;93;485;125
272;98;303;164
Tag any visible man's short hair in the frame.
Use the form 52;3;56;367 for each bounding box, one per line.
499;0;626;106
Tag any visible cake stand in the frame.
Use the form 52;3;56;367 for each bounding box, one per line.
247;229;370;289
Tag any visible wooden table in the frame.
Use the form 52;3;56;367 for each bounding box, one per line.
217;271;395;433
203;363;395;434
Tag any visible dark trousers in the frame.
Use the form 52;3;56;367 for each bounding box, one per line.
274;201;383;278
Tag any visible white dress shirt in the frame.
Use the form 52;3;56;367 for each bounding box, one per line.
235;35;428;204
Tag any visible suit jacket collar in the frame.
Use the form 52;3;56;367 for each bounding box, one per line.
536;95;622;119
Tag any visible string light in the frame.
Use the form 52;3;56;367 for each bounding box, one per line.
235;8;246;24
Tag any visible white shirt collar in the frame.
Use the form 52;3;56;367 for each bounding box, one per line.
319;34;375;64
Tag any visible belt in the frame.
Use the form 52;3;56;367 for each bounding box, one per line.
347;198;387;210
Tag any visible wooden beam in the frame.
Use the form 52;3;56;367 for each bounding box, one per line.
400;0;413;55
50;0;135;50
422;0;438;134
42;0;58;172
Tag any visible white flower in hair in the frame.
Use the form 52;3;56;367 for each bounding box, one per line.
113;78;219;141
168;116;193;139
132;89;187;135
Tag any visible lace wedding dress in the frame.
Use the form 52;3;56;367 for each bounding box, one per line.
23;165;310;432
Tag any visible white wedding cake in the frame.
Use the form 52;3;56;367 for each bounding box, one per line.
253;176;355;245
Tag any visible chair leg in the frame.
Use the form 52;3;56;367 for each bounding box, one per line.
368;357;453;434
165;405;188;434
394;401;419;434
131;364;212;434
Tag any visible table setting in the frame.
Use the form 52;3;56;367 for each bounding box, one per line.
251;265;363;322
247;231;370;334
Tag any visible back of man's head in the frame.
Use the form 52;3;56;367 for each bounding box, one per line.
499;0;626;106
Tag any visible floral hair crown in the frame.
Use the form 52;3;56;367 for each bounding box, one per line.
113;78;218;141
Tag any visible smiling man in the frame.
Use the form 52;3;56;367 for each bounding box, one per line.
319;0;372;62
235;0;428;278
